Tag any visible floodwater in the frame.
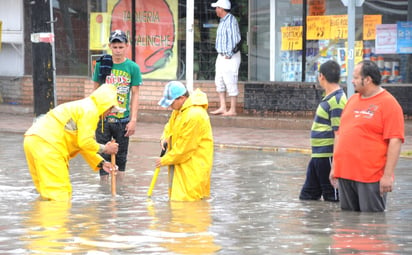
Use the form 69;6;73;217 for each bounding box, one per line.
0;133;411;255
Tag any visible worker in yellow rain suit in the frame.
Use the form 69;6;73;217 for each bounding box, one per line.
156;81;214;201
24;84;119;201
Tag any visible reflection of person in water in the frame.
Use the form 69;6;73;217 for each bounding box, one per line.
22;200;76;253
148;200;221;254
22;200;118;253
331;214;397;253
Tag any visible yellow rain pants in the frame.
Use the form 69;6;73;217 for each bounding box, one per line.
24;135;72;201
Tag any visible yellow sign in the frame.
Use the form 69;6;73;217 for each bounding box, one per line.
306;16;330;40
344;40;364;64
330;15;348;39
89;13;110;50
281;26;303;51
355;40;364;64
363;15;382;40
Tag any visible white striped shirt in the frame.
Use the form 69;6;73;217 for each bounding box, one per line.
215;13;241;57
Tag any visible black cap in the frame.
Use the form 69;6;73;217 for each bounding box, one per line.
109;30;128;43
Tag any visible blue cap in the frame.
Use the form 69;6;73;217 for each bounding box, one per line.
158;81;187;108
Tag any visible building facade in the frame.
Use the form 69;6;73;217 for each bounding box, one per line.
0;0;411;115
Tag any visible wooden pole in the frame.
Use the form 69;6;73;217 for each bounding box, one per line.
111;140;116;196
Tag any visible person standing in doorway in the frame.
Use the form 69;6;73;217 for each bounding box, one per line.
156;81;214;201
92;30;143;182
299;60;347;202
210;0;241;116
330;60;404;212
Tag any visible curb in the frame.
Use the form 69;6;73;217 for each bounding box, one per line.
132;137;312;154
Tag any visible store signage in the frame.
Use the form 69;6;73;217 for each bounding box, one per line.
330;15;348;39
363;15;382;41
89;0;177;79
281;26;303;51
397;21;412;54
375;24;397;54
309;0;325;16
306;16;330;40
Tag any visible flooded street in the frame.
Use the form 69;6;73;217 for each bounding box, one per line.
0;132;411;254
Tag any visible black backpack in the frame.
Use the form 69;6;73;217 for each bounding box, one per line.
96;54;113;84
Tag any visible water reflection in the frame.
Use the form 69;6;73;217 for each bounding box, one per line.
0;133;411;254
148;200;221;254
331;213;397;254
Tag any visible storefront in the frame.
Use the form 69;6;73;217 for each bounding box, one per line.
1;0;411;113
18;0;412;84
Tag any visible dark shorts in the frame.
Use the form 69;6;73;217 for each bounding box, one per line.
299;157;338;202
96;119;130;176
338;178;387;212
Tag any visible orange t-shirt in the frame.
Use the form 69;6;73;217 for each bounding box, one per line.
334;90;404;183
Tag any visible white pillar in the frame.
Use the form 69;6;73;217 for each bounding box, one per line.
185;0;194;93
342;0;364;98
346;0;355;98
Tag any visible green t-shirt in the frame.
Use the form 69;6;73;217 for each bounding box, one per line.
93;58;142;119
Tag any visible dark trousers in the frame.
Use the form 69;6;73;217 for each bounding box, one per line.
96;120;129;176
299;157;338;202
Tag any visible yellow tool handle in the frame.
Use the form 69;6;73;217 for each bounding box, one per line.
147;167;160;197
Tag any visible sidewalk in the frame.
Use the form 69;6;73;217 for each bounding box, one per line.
0;107;411;157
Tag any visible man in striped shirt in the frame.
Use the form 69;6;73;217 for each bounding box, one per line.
210;0;241;116
299;60;347;202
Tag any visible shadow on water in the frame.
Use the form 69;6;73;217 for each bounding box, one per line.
0;133;411;254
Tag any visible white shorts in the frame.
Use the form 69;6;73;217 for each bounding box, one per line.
214;51;241;96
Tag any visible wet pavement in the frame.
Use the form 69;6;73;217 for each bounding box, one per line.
0;111;411;156
0;108;412;254
1;133;412;254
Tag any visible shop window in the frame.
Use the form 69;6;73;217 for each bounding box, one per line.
250;0;412;84
24;1;89;76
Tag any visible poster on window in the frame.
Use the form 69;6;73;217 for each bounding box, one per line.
397;21;412;54
375;24;397;54
281;26;303;51
90;13;110;50
363;15;381;41
89;0;178;80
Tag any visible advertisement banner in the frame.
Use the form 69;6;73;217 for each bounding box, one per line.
397;21;412;54
89;0;178;79
375;24;397;54
363;15;382;41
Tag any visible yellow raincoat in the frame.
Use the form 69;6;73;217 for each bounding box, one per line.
161;88;214;201
23;84;118;201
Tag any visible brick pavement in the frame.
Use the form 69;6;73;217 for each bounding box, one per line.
0;106;411;157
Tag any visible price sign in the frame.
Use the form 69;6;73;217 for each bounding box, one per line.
306;16;330;40
363;15;382;40
330;15;348;39
281;26;303;51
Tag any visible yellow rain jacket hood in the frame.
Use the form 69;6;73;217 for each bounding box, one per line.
25;84;118;170
161;88;214;201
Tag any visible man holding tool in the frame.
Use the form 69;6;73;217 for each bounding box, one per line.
24;84;119;201
155;81;214;201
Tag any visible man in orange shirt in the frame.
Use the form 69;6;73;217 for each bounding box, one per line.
330;60;404;212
